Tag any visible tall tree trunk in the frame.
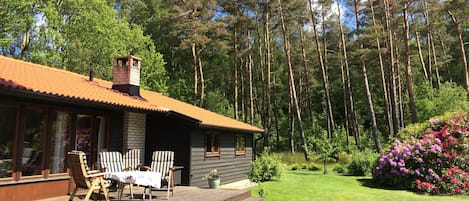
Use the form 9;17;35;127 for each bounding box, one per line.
299;27;315;127
354;0;381;152
403;1;417;123
337;0;359;148
191;43;198;105
272;73;281;149
447;11;469;98
263;0;272;147
197;49;205;107
438;35;452;82
430;36;440;88
384;0;399;133
233;24;239;119
309;0;335;139
394;32;405;128
370;0;394;137
289;80;295;153
279;0;309;160
422;0;433;88
415;32;429;80
248;31;255;124
338;32;350;148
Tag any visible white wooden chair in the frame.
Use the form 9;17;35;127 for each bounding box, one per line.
67;151;110;201
148;151;175;199
123;149;141;171
98;151;133;198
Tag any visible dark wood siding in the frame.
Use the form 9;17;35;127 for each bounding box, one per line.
190;129;253;187
109;111;124;151
146;113;191;185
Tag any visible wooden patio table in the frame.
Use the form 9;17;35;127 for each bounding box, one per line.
108;171;161;201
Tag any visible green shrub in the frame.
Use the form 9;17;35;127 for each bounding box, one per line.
347;150;378;176
301;163;308;169
308;164;321;171
291;164;298;171
333;165;346;174
249;150;283;182
337;152;352;165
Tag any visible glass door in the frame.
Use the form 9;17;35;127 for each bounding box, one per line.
75;114;107;168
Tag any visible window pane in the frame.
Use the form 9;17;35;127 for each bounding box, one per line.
236;136;246;152
0;107;16;178
76;115;93;166
206;135;212;152
23;109;46;176
49;111;71;174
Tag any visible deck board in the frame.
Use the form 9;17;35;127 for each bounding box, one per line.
39;186;253;201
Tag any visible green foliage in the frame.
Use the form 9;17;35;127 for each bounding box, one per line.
290;164;298;171
248;150;283;182
397;110;468;140
310;135;338;174
337;151;352;165
278;152;312;165
308;164;321;171
414;82;469;123
333;165;346;174
347;150;378;176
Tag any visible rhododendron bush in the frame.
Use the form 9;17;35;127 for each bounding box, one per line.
373;113;469;195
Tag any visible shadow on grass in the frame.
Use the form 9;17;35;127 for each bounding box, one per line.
357;178;407;191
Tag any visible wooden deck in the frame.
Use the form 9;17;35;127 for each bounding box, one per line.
39;185;262;201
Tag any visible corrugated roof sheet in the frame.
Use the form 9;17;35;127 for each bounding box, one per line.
0;56;264;133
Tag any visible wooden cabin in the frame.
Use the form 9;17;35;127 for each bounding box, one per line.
0;55;263;200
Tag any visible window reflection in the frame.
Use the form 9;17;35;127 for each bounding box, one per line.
23;109;46;176
50;111;71;174
0;107;16;178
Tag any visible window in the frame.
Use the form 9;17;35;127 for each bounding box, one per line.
205;134;220;157
49;111;72;174
22;108;46;177
0;106;17;179
235;135;246;156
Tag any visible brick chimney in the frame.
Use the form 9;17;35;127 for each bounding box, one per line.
112;55;141;97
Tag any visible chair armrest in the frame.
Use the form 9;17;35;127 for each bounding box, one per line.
123;167;132;171
87;172;108;178
88;170;101;174
140;165;151;171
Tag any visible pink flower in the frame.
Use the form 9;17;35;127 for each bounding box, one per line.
451;178;458;184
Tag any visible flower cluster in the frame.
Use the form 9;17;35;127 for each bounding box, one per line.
373;113;469;195
204;169;220;180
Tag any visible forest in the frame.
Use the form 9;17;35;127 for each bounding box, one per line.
1;0;468;158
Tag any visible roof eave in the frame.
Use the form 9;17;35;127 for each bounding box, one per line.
0;86;163;113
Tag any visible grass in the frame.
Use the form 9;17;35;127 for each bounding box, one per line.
251;170;469;201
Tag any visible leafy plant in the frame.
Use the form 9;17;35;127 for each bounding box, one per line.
203;169;219;180
333;165;346;174
248;149;283;182
374;113;469;195
347;150;378;176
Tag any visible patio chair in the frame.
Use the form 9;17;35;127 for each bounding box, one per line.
123;149;141;171
148;151;175;199
98;151;133;197
67;151;110;201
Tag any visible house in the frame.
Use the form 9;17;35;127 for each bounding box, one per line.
0;55;263;200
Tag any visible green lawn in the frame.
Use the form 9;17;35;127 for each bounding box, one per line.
250;170;469;201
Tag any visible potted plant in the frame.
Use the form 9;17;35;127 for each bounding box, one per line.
204;169;220;189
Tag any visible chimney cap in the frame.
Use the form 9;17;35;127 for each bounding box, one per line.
113;55;142;61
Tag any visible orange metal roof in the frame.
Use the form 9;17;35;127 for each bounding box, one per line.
0;56;263;133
